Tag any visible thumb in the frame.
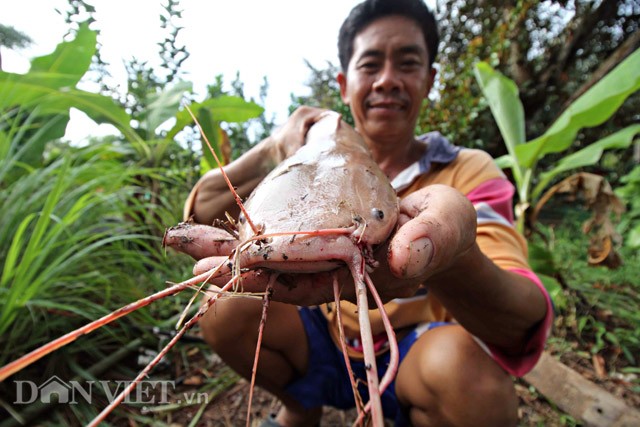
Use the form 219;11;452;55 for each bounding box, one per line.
388;185;477;279
388;217;435;279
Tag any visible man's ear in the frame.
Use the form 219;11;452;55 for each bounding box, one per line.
425;67;437;98
337;72;349;104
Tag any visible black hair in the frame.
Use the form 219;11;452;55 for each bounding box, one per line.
338;0;439;72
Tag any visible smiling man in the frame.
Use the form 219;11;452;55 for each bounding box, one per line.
182;0;553;426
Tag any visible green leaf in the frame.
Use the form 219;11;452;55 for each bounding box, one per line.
533;124;640;199
17;113;69;168
166;96;263;139
0;23;139;145
528;242;557;276
0;72;80;109
0;72;139;143
627;224;640;248
141;80;192;134
0;129;8;159
473;62;526;158
538;273;566;312
199;96;264;122
516;49;640;168
494;154;516;169
37;90;139;142
0;107;69;184
196;108;224;169
0;213;36;289
30;22;96;85
0;155;70;332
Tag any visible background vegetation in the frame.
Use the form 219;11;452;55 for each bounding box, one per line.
0;0;638;425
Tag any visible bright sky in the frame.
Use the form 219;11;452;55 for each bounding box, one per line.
3;0;436;142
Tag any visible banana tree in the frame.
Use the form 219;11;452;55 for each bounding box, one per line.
474;49;640;233
0;22;141;183
167;96;264;172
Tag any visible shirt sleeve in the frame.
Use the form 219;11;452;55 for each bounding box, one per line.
467;177;554;376
485;268;554;376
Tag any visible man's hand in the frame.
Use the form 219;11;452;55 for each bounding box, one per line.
192;256;342;306
389;184;477;280
355;184;477;303
268;106;328;165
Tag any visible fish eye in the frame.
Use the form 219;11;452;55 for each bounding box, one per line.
372;208;384;220
238;213;246;224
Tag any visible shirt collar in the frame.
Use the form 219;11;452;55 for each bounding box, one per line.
391;132;461;192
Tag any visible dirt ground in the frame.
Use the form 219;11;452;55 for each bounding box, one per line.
132;337;638;427
5;329;635;426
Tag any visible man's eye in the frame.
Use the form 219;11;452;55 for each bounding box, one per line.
401;60;421;68
358;61;380;71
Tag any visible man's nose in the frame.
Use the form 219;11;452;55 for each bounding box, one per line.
373;62;401;92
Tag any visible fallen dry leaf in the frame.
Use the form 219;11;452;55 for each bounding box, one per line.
592;353;607;379
531;172;624;268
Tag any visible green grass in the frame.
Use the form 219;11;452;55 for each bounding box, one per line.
0;136;197;425
530;205;640;366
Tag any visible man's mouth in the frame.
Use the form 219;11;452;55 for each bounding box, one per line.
366;99;406;111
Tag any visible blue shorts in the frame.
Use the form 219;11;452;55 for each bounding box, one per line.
284;306;448;426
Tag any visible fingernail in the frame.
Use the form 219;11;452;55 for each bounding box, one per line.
405;237;433;278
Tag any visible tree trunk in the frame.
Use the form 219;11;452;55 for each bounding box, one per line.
561;30;640;111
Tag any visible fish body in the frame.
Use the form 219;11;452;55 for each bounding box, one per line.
237;111;399;273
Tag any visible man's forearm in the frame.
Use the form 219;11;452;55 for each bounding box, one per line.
186;107;329;225
188;137;279;225
427;243;548;354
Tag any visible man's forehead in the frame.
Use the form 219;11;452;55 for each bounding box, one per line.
352;18;427;57
355;44;427;59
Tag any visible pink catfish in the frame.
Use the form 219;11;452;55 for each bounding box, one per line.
165;111;401;425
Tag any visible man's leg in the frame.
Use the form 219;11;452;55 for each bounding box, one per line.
395;324;518;427
199;297;322;426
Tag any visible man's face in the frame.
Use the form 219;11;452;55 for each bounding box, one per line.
338;15;434;144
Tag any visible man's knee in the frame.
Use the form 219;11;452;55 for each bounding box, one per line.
199;296;263;351
396;325;518;427
199;298;307;367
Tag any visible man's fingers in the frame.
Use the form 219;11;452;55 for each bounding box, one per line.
193;255;232;276
388;217;437;279
389;234;434;279
274;106;329;160
297;106;328;134
389;185;477;279
191;257;351;305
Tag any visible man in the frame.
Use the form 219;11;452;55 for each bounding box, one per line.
181;0;553;425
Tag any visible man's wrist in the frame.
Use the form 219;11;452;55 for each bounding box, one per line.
429;241;486;285
256;135;283;174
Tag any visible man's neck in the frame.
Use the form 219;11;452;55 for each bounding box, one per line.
368;136;426;181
